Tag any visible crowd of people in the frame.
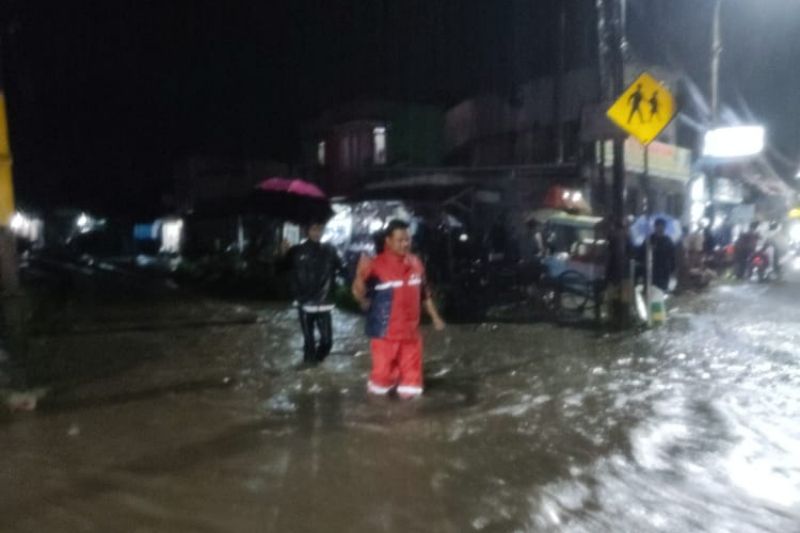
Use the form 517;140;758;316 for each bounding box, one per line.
678;218;790;288
280;213;791;399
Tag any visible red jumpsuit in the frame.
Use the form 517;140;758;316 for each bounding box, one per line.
356;251;430;397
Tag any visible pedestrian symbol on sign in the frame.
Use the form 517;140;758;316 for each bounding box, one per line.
627;84;645;124
648;90;660;122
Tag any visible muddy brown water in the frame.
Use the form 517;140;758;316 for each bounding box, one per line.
2;278;800;532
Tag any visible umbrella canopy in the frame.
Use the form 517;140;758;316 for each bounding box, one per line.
256;178;327;199
629;214;683;246
189;178;333;225
250;178;332;224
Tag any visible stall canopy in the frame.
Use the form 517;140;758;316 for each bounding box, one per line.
189;178;333;224
526;209;602;229
351;174;502;205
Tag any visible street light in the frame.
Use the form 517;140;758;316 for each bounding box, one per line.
703;126;765;158
76;213;91;231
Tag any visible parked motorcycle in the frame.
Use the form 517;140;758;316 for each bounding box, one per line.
748;246;774;282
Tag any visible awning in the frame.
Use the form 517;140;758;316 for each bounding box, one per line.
526;209;602;229
737;171;794;198
351;174;502;204
600;139;692;183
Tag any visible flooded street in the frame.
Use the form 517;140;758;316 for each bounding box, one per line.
5;0;799;531
2;277;800;532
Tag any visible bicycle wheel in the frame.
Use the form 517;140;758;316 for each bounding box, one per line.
556;270;590;317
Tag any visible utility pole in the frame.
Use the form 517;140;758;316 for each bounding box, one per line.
609;0;626;226
710;0;723;125
553;0;566;164
707;0;723;224
595;0;610;213
0;6;26;392
597;0;630;326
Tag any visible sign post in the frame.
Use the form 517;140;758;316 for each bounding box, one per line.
606;72;677;325
643;145;652;326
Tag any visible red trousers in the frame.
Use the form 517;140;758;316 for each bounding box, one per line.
367;337;423;397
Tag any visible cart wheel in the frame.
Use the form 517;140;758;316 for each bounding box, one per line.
541;280;559;312
556;270;590;318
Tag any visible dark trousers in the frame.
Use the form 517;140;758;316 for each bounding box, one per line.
298;309;333;364
734;250;751;279
652;273;670;293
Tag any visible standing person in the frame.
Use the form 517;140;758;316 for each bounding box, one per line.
287;222;344;367
733;221;760;279
765;221;787;277
487;216;509;262
649;218;676;292
520;219;546;284
523;219;545;260
351;220;445;399
686;224;705;271
702;219;716;256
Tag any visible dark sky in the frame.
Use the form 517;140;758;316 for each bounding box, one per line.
4;0;800;216
632;0;800;172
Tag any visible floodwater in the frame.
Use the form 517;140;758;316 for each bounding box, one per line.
2;274;800;532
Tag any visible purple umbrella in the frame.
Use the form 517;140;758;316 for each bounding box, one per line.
256;178;327;199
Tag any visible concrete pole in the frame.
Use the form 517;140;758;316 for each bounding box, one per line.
610;0;626;222
595;0;627;216
607;0;630;326
710;0;723;125
0;11;26;391
595;0;611;213
595;0;611;98
707;0;723;226
554;0;566;164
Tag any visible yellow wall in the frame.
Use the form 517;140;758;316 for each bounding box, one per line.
0;93;14;226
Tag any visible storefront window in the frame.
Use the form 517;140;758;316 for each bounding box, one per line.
317;141;326;166
373;126;386;165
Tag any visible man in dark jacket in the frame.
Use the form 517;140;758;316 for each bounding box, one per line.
650;218;676;292
287;222;344;366
734;221;760;279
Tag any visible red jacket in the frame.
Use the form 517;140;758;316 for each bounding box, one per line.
356;252;430;340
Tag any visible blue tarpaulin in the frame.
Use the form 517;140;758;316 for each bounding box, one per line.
134;223;159;241
629;214;682;247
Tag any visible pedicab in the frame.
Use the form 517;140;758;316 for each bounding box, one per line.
529;210;608;321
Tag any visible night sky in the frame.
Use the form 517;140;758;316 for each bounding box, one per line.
4;0;800;217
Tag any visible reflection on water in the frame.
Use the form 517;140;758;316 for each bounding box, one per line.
2;282;800;532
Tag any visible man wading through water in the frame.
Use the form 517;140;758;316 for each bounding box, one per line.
352;220;445;399
286;222;344;368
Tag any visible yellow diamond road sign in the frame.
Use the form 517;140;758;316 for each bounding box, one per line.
606;72;676;146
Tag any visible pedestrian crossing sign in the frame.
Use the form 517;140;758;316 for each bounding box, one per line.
606;72;676;146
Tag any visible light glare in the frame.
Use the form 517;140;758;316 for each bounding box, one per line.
789;223;800;244
703;126;765;158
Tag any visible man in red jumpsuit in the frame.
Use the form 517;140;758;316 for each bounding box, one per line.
352;219;445;399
